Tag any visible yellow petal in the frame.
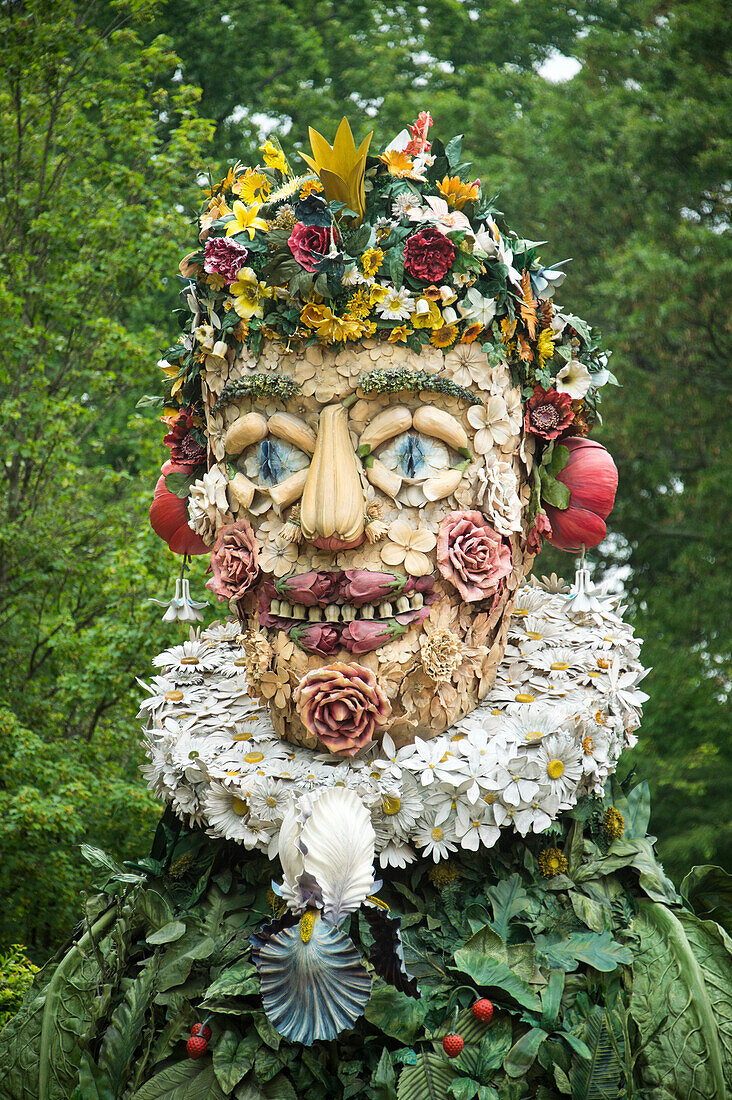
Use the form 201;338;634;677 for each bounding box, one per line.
409;528;437;553
404;550;433;577
387;518;413;547
380;542;406;566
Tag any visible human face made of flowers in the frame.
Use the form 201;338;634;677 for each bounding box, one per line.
202;341;535;752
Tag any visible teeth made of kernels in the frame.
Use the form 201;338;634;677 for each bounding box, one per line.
410;592;424;609
341;605;356;622
307;607;324;621
292;604;306;619
324;605;340;622
379;602;393;618
396;596;410;613
361;606;375;619
279;601;293;617
270;599;282;615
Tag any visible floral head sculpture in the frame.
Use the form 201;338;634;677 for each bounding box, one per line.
149;113;617;754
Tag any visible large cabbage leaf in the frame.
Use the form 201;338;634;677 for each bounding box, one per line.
631;901;732;1099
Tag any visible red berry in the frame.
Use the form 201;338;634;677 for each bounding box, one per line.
472;998;494;1023
191;1023;212;1041
442;1034;464;1058
186;1036;208;1059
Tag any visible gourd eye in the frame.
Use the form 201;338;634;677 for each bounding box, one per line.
377;431;451;480
240;438;310;486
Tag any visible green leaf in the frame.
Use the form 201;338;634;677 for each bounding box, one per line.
213;1028;259;1092
452;949;542;1012
365;982;429;1042
535;931;632;974
445;135;463;167
164;472;199;500
203;958;258;1002
448;1079;479;1100
540;970;565;1031
389;246;405;291
680;865;732;934
147;921;187;945
626;781;651;838
631;902;732;1099
569;894;609;935
539;467;571;510
132;1062;227;1099
76;1054;115;1100
567;1004;623;1100
97;960;160;1091
503;1027;548;1078
397;1053;457;1100
485;875;531;941
371;1048;398;1100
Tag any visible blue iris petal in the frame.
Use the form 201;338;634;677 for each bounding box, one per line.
397;433;427;478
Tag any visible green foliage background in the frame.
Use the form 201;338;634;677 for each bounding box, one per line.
0;0;729;960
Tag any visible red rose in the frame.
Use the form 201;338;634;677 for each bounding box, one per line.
524;386;574;441
404;226;455;282
288;222;331;272
276;570;341;607
436;510;512;603
527;511;552;555
343;570;405;606
294;662;392;756
206;520;260;603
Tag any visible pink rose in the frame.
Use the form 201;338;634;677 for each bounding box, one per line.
203;237;249;284
294;662;392;756
436;510;512;603
343;570;405;605
288;222;331;272
275;570;341;607
206;519;260;603
290;623;342;656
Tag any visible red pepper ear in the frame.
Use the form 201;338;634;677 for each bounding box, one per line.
559;437;618;519
149;476;209;556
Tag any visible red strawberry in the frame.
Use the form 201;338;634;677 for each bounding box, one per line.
186;1035;208;1060
191;1023;212;1041
472;998;494;1023
442;1033;464;1058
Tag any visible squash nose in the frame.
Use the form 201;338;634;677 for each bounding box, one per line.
299;404;366;548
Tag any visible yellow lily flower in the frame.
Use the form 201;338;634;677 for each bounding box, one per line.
226;201;269;240
300;117;373;222
230;267;265;320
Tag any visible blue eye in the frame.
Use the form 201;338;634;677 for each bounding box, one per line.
240;439;310;485
378;431;451;479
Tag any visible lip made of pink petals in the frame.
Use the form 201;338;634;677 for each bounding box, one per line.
257;571;436;655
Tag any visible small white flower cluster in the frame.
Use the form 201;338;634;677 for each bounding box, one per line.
139;585;648;866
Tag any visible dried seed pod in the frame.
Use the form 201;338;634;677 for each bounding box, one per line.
358;406;412;454
268;412;317;454
413;407;469;452
225;412;268;456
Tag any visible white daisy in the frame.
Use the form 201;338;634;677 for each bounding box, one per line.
537;733;584;802
378;840;417;869
412;812;458;862
455;804;501;851
249;779;292;823
509;786;562;836
402;738;463;788
371;776;424;841
153;639;219;680
376;286;413;321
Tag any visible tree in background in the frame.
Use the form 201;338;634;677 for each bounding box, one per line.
0;0;213;953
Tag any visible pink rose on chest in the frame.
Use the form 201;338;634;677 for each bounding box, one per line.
288;222;331;272
294;662;392;756
437;510;512;603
